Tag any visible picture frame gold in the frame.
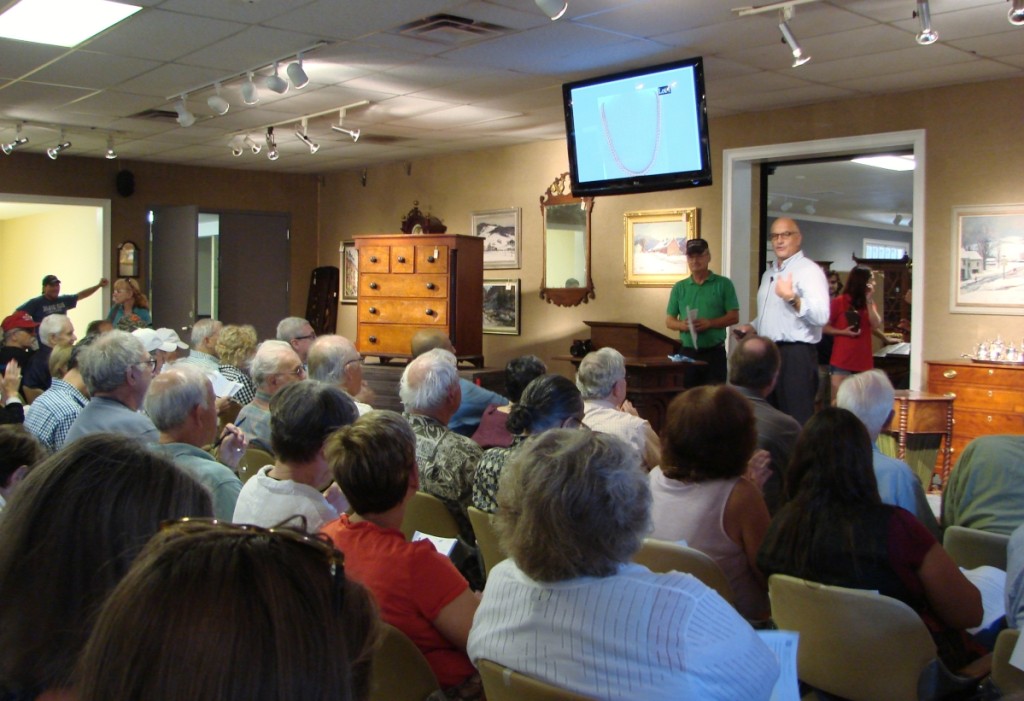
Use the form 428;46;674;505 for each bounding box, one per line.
623;208;699;287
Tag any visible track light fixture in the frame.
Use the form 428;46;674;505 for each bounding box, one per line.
535;0;568;20
265;61;289;94
105;134;117;159
893;214;903;226
174;94;196;127
1;124;28;155
295;118;320;154
778;6;811;67
244;134;262;155
286;53;309;89
229;135;245;157
47;131;70;160
914;0;938;45
265;127;279;161
1010;0;1024;25
331;108;360;142
241;72;259;105
207;82;230;115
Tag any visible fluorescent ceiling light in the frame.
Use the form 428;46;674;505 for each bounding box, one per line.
0;0;141;47
851;155;916;171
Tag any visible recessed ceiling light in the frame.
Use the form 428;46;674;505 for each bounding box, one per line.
851;155;916;171
0;0;141;47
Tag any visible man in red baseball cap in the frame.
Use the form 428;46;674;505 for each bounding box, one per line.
1;312;40;398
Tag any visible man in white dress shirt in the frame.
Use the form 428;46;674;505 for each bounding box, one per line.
734;217;829;425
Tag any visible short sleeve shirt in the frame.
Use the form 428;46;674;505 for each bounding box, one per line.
666;272;739;349
17;294;78;322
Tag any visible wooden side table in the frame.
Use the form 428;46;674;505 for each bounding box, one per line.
886;390;954;489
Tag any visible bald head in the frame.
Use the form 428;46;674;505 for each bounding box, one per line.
769;217;803;263
410;330;454;359
729;335;781;395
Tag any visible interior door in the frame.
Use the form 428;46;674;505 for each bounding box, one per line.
218;212;290;339
149;206;198;333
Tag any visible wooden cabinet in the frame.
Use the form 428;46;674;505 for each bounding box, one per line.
925;359;1024;461
354;234;483;361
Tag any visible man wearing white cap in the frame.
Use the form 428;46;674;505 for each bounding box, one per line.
155;328;189;364
133;328;177;375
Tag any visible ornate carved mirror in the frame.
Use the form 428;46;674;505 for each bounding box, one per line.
540;173;594;307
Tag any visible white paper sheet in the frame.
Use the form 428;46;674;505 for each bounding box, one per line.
756;630;801;701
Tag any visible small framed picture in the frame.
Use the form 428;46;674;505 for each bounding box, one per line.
483;279;521;335
341;241;358;304
118;240;140;278
472;208;521;270
623;208;699;287
950;204;1024;315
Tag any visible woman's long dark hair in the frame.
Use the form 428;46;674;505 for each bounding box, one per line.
761;408;879;577
841;266;872;311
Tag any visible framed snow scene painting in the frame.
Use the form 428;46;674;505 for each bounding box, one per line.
472;208;521;270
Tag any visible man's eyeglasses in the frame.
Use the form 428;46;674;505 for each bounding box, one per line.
769;231;798;242
135;358;158;372
274;365;306;377
294;333;317;342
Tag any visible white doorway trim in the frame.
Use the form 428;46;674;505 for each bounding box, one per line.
722;129;926;390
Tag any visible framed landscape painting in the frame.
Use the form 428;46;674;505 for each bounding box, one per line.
623;207;699;287
472;207;521;270
950;204;1024;315
341;241;358;304
482;279;520;335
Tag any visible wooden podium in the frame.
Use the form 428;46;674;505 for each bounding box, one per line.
558;322;700;433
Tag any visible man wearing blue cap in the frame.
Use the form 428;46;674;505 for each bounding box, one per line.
17;274;108;323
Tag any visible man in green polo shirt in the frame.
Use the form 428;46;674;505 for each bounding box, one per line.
665;238;739;384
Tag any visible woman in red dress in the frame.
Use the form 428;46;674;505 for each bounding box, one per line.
824;266;882;404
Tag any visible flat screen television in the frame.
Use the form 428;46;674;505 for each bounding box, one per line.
562;56;712;197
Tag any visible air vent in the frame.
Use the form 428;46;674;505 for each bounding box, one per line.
393;14;510;44
128;109;180;121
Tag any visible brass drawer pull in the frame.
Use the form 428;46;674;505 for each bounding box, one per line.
369;256;378;263
369;281;379;290
943;370;957;379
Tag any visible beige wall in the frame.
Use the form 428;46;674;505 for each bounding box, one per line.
320;76;1024;377
0;154;320;316
0;207;104;331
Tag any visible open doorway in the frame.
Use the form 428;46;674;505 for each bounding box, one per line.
0;195;109;332
722;130;926;390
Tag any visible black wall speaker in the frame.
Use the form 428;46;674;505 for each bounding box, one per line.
115;169;135;197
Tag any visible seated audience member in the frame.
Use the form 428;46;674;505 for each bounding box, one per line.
176;319;222;372
307;334;372;414
1;360;24;425
132;328;176;375
23;314;76;392
1;312;39;398
215;324;259;406
0;434;211;700
146;366;247;520
46;344;73;382
64;330;158;445
758;408;988;673
77;519;377;701
235;340;305;452
276;316;317;366
410;330;508;436
836;369;940;538
233;380;356;530
324;410;481;697
471;355;546;449
942;435;1024;536
400;348;481;535
649;386;771;621
0;426;45;514
468;429;779;700
105;277;152;332
728;335;802;512
1006;523;1024;629
84;319;113;337
576;347;660;470
24;340;91;452
155;328;188;363
472;374;583;513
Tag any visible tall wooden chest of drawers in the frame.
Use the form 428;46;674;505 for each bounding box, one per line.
354;234;483;361
925;359;1024;460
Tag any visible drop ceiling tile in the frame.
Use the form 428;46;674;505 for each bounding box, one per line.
83;10;247;62
264;0;464;39
0;81;97;109
29;52;162;90
0;39;68;80
832;57;1021;92
388;104;520;129
177;26;324;72
786;44;974;84
115;63;226;97
573;0;736;38
154;0;315;23
889;4;1017;41
950;30;1024;57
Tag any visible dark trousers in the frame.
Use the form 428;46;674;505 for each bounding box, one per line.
770;342;818;425
679;344;727;385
